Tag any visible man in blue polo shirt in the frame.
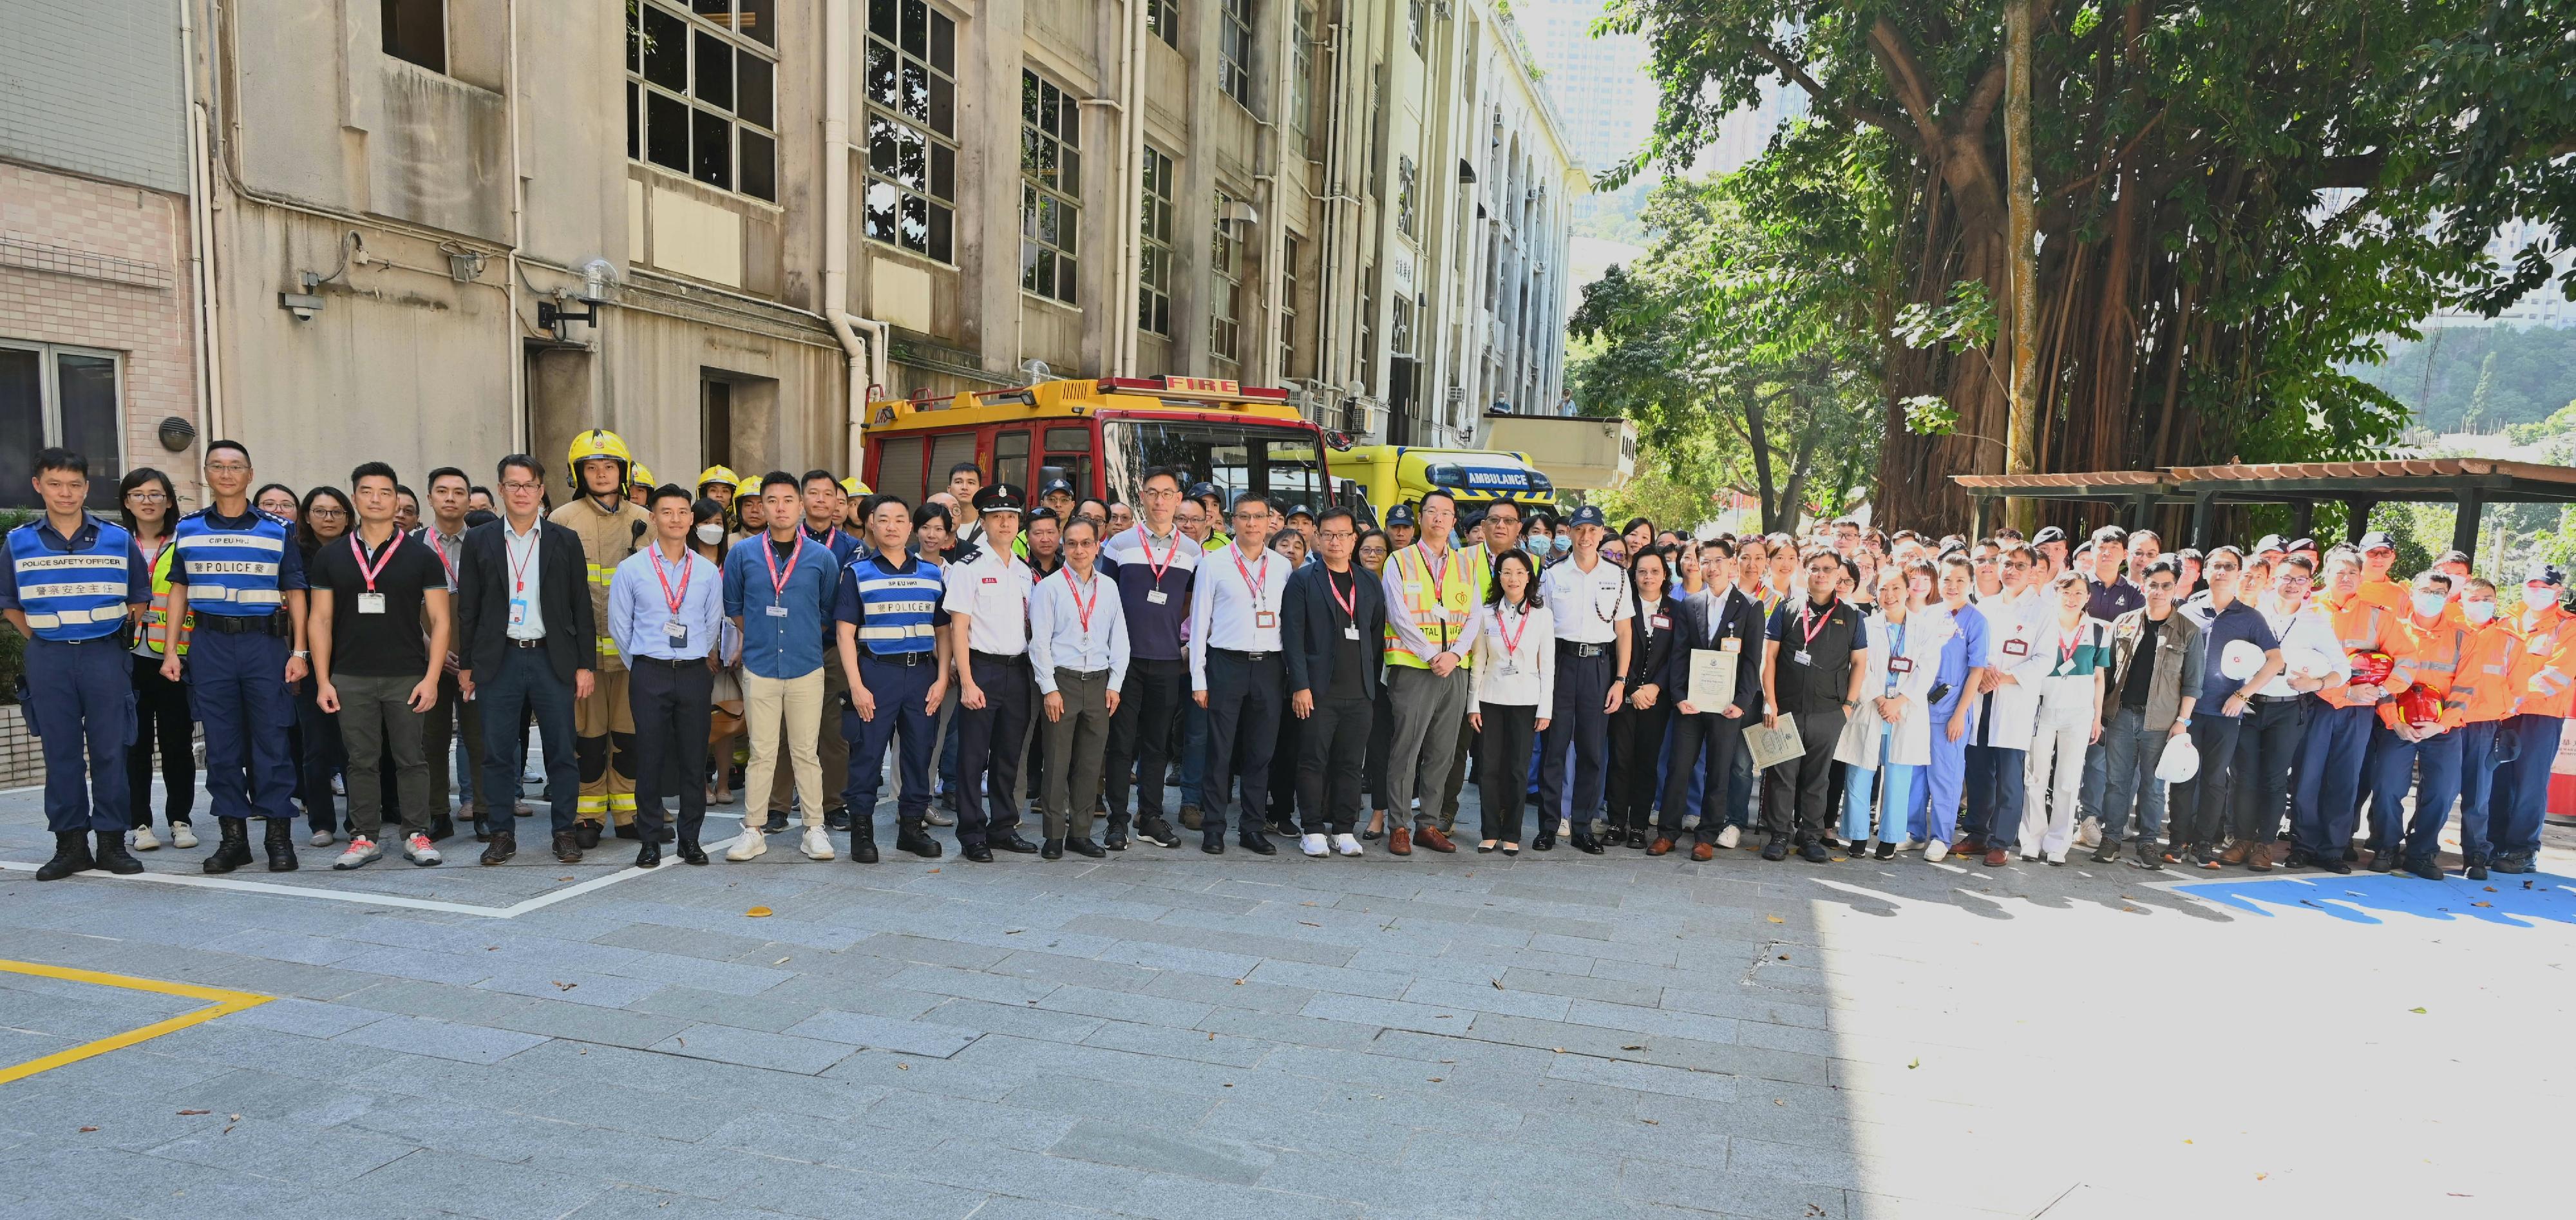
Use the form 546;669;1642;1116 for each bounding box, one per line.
1;448;153;880
2170;546;2286;868
835;493;951;862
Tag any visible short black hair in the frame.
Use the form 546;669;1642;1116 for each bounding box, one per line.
947;461;983;482
913;500;954;531
1316;507;1357;533
206;439;251;464
760;470;800;495
496;453;544;483
1028;507;1061;529
1142;466;1186;491
1232;491;1273;515
2143;557;2183;580
349;461;399;490
426;466;468;491
648;483;694;510
1061;515;1101;541
860;493;912;522
1419;488;1459;514
802;469;839;491
464;508;498;528
469;484;493;499
33;447;87;479
395;484;417;501
1481;499;1522;520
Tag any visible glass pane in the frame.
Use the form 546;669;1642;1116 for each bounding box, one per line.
629;5;643;71
870;0;896;41
865;182;898;242
57;354;120;504
647;91;689;171
739;0;776;46
900;192;927;252
1060;95;1079;148
644;5;688;91
929;75;952;137
692;108;731;188
627;82;640;160
739;129;776;200
867;43;896;107
1034;249;1055;294
1021;129;1040;177
695;31;733;110
1056;256;1076;302
869;117;896;175
930;143;952;200
1019;241;1039;292
1021;183;1036;236
736;52;772;127
900;0;927;59
928;204;952;263
901;62;927;123
931;11;954;73
1022;71;1039;128
1059;212;1075;256
1037;195;1057;245
0;348;43;510
894;124;924;189
692;1;733;21
1060;147;1079;195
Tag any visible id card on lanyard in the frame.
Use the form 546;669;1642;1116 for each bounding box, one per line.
1135;526;1177;605
762;536;800;618
1792;599;1833;666
1235;548;1274;629
349;531;402;615
652;546;693;649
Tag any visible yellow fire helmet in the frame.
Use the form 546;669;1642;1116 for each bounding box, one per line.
840;476;869;497
735;474;763;499
629;461;654;490
565;428;636;494
697;464;742;493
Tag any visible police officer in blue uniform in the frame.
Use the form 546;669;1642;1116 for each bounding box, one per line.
1;448;153;880
160;439;311;873
834;493;951;862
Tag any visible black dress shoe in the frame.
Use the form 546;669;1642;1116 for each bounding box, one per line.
853;837;880;863
574;821;603;848
1238;832;1278;855
1201;840;1225;855
896;827;943;858
1042;837;1065;860
826;806;851;831
1761;835;1791;861
612;822;640;841
1067;837;1106;859
1626;830;1649;850
635;843;662;868
962;843;996;863
1569;834;1606;855
480;832;516;865
2366;850;2396;873
1799;841;1832;863
990;832;1040;854
1104;830;1130;852
2316;857;2354;875
677;839;708;865
1532;828;1557;852
430;813;455;841
553;831;583;863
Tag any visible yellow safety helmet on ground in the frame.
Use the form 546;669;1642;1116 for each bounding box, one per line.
841;476;869;497
698;464;742;494
566;428;636;493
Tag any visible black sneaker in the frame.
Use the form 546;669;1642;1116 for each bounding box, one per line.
2316;857;2354;875
1875;840;1898;861
2467;859;2490;881
764;810;790;833
1104;829;1129;852
2365;850;2396;873
2403;855;2444;881
2128;845;2164;871
2090;843;2121;864
1761;835;1790;862
1139;817;1182;848
826;807;851;832
1798;841;1831;864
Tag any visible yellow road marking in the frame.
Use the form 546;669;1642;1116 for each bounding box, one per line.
0;959;271;1085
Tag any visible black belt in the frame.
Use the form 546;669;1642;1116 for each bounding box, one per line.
33;633;122;645
196;611;288;636
2251;692;2302;705
629;654;708;668
969;650;1029;666
863;650;938;667
1558;641;1611;658
506;637;548;649
1055;667;1112;681
1211;647;1276;661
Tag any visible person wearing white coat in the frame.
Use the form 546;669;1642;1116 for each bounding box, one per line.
2020;571;2112;864
1967;544;2057;864
1833;567;1953;857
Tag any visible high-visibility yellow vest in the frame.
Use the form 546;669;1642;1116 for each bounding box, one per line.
1383;543;1478;671
142;540;191;656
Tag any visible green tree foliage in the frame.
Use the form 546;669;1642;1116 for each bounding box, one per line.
2347;325;2576;435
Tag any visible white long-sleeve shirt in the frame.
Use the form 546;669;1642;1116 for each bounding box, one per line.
1468;602;1557;710
1189;540;1293;692
1028;564;1130;694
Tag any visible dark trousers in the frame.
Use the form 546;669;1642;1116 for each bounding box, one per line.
1042;667;1114;840
1267;701;1303;829
2380;725;2465;864
843;653;939;829
334;671;430;840
2364;721;2420;854
957;652;1034;846
629;657;712;847
2452;720;2503;863
1103;655;1185;829
1540;649;1616;826
1365;681;1396;814
478;646;579;835
1762;709;1846;841
421;669;486;824
2174;712;2244;852
1605;702;1672;834
1963;743;2025;848
126;653;194;828
1199;649;1283;844
1296;691;1374;837
2291;702;2377;861
1476;702;1539;843
189;628;297;822
294;676;344;833
1663;710;1745;842
25;637;133;834
2227;696;2305;843
1439;714;1476;827
2490;712;2562;860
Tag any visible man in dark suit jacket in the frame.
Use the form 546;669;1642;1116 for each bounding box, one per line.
1657;553;1768;860
1280;508;1389;855
454;454;598;865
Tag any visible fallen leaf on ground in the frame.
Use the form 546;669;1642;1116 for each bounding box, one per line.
1640;1118;1658;1125
1491;979;1504;989
177;1109;208;1116
78;1127;97;1132
558;876;572;881
1552;1047;1566;1053
928;868;939;873
1005;929;1023;935
552;980;577;991
1428;1077;1443;1083
2255;1172;2268;1181
774;957;790;964
1299;921;1321;928
1908;1058;1920;1069
1622;1045;1645;1051
1766;915;1785;924
1774;1098;1786;1106
746;906;772;917
895;1063;908;1070
2473;902;2493;908
2410;1007;2428;1014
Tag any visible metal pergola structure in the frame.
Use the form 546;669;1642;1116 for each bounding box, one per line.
1953;459;2576;554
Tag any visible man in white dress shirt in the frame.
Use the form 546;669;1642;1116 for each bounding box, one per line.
1190;493;1293;855
944;483;1040;863
1031;515;1129;858
1537;504;1634;854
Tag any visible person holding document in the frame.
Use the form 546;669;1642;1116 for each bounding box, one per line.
1658;539;1768;860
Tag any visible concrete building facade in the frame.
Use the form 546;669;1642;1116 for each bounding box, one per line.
3;0;1580;497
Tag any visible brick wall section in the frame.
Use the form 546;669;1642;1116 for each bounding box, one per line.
0;162;202;500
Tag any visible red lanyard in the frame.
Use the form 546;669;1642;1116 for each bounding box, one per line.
1414;543;1448;609
1063;566;1099;633
1798;598;1836;648
2058;625;2083;667
349;531;403;592
1134;524;1176;584
426;529;458;586
1327;567;1358;622
1232;546;1271;610
507;524;538;593
650;545;692;615
1499;603;1529;656
763;533;803;598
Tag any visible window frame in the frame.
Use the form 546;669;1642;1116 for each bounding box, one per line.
1147;0;1179;48
1291;5;1316;158
1139;146;1177;338
1019;68;1082;305
381;0;448;73
0;338;126;511
1219;0;1255;111
1279;233;1303;380
862;0;961;263
1209;191;1244;365
627;0;780;202
1396;155;1418;238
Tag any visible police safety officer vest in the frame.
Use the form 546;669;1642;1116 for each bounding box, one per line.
171;509;290;615
846;551;943;655
140;539;192;656
6;516;134;642
1383;543;1477;671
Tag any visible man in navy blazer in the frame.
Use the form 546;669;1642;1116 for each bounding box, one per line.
1280;508;1389;855
1657;544;1768;859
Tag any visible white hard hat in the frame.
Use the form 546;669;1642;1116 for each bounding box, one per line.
2219;638;2264;681
2155;733;2202;784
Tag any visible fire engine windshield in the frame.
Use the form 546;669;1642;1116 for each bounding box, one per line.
1100;419;1326;511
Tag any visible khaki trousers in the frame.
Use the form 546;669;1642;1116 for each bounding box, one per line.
741;668;826;828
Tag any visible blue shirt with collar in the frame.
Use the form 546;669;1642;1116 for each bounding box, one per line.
2179;593;2279;712
607;543;725;661
723;531;838;679
1935;600;1989;700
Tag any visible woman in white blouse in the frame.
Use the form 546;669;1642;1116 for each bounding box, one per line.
1468;550;1555;855
1833;564;1953;858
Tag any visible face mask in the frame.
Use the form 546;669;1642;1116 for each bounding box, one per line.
1552;534;1571;554
2464;601;2496;625
694;523;724;545
2411;593;2447;620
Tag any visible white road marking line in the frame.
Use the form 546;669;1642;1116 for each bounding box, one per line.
0;859;667;919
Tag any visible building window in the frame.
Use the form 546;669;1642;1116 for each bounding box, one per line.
1220;0;1255;110
1357;263;1377;395
1147;0;1179;47
1291;5;1316;158
382;0;446;73
1406;0;1426;55
0;340;123;510
1396;156;1418;238
1020;70;1081;303
627;1;779;201
1391;294;1415;357
1279;234;1303;379
864;0;959;262
1209;191;1244;363
1139;146;1175;337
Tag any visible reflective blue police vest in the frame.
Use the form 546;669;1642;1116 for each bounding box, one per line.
847;551;942;655
171;509;290;616
6;516;135;642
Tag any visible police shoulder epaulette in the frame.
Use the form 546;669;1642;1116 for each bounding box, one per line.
951;540;985;566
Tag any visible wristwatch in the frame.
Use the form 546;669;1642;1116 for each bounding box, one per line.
292;649;310;659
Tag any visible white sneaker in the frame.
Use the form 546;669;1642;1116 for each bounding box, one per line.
1299;833;1328;857
331;776;346;797
800;827;836;860
131;827;160;851
1558;817;1573;838
1924;840;1949;863
1890;839;1917;852
2047;850;2070;865
1331;834;1363;857
170;823;198;848
723;826;768;861
2075;817;2102;848
331;837;381;870
404;834;441;867
310;830;336;848
1716;824;1741;850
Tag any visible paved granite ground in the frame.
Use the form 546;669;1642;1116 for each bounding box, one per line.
1;775;2570;1220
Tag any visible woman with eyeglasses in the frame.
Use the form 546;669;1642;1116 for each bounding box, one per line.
1604;548;1678;848
118;469;196;850
292;486;355;847
1468;549;1551;853
254;483;300;524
